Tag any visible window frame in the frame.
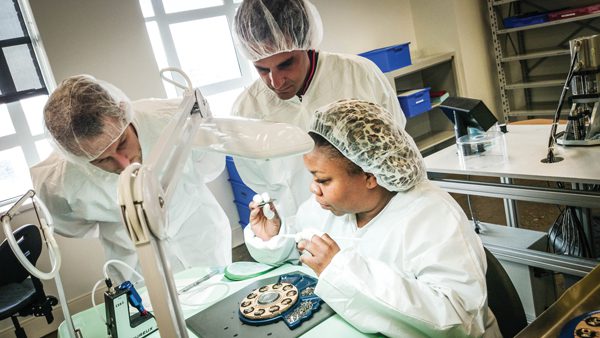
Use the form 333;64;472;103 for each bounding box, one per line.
0;0;55;206
142;0;256;98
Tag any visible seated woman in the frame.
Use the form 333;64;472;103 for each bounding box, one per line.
244;99;501;337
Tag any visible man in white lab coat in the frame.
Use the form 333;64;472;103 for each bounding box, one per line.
245;99;502;338
231;0;408;222
30;75;232;281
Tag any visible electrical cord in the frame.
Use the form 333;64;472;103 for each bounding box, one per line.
90;259;145;324
548;206;592;258
90;259;231;323
91;278;107;324
465;176;482;233
545;43;581;163
467;194;482;234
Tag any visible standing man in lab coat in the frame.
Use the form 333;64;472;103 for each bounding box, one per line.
231;0;408;222
30;75;232;281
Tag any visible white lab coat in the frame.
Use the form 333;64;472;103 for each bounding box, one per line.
244;180;502;338
231;51;406;220
30;99;232;282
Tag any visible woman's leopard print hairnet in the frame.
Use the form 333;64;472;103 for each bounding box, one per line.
309;99;425;192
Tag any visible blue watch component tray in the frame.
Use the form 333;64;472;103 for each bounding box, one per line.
186;271;334;338
559;310;600;338
238;273;322;329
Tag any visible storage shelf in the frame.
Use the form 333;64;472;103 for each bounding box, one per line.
508;109;556;117
386;51;459;153
493;0;520;5
385;52;454;80
505;78;564;90
488;0;600;123
413;130;455;152
508;102;560;117
501;49;569;62
498;12;600;34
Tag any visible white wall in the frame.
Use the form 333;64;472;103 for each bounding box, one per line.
28;0;165;100
410;0;501;117
313;0;417;55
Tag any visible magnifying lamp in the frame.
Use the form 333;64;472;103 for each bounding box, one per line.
1;190;80;338
117;71;314;337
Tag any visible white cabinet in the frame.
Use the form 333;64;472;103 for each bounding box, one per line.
386;52;462;155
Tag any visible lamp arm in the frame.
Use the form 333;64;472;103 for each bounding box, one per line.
145;89;209;202
117;89;212;338
546;45;580;162
118;83;314;337
1;191;61;281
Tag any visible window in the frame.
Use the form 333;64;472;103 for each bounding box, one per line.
140;0;256;117
0;0;54;205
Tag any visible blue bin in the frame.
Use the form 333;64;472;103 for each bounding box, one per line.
503;13;548;28
230;180;256;205
398;88;431;118
235;201;251;228
225;156;257;228
359;43;411;73
225;156;243;183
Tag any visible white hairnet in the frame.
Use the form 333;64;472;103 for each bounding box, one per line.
44;75;133;162
233;0;323;61
309;99;425;192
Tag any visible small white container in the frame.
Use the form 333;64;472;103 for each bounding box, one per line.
456;131;507;169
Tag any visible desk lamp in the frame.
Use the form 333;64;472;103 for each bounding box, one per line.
117;69;314;337
544;35;600;163
555;35;600;147
439;97;499;155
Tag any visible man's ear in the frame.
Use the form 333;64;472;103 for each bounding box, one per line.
365;173;379;189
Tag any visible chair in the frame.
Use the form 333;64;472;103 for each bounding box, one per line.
484;247;528;338
0;224;58;338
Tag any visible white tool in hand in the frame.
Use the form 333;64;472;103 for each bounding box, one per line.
279;228;362;243
253;192;276;220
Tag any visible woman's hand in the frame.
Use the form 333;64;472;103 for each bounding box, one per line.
297;233;340;276
249;200;281;241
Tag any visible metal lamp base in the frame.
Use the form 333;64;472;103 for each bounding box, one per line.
556;136;600;146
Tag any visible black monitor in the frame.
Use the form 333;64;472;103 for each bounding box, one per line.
439;97;498;140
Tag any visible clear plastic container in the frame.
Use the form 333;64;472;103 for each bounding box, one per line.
456;131;507;169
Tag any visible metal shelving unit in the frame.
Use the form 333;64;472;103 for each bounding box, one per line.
487;0;600;121
385;52;462;155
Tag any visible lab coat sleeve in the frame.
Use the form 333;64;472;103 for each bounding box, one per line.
243;225;298;265
190;150;226;183
242;198;317;265
41;198;99;238
316;200;489;337
30;153;99;238
132;98;226;183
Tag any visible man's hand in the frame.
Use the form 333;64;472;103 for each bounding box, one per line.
249;200;281;241
297;233;340;276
